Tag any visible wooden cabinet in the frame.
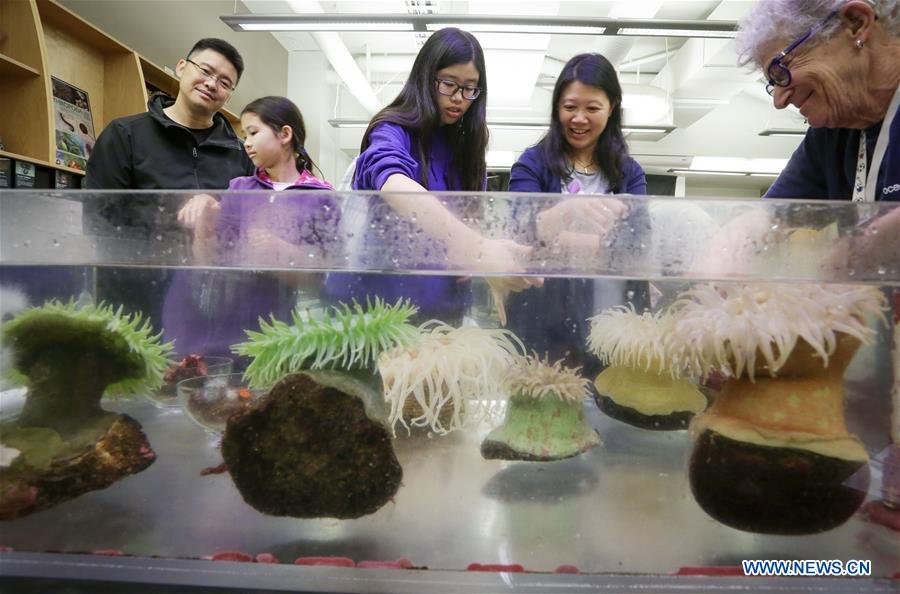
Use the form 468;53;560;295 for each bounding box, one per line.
0;0;239;179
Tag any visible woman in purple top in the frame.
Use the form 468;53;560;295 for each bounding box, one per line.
506;54;650;372
163;97;337;361
326;27;535;323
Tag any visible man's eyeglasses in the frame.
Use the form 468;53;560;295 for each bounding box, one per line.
765;10;837;95
435;79;481;101
185;58;236;92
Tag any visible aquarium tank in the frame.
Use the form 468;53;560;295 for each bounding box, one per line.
0;188;897;593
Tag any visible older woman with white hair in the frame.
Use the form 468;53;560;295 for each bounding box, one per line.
738;0;899;203
695;0;898;277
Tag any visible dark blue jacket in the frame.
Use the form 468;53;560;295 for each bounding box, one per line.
766;117;899;202
510;143;647;195
506;142;650;373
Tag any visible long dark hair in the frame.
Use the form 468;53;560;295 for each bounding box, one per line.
242;96;320;176
359;28;489;191
541;53;628;191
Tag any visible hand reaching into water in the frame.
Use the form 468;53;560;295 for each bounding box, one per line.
458;238;542;326
536;197;627;243
185;195;221;263
178;194;219;230
820;205;900;279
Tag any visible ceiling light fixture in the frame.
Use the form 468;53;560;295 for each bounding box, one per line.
425;23;606;35
668;168;780;177
618;28;736;38
758;128;807;137
238;22;415;32
328;119;674;135
222;14;738;39
668;169;751;177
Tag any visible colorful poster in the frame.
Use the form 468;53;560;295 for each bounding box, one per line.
52;77;95;171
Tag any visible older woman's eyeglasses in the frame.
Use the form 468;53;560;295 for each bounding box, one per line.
765;10;837;95
435;79;481;101
185;58;236;92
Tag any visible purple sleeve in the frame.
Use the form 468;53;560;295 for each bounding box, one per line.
353;123;420;190
620;158;647;195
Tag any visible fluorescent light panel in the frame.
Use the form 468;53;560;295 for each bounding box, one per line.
425;23;605;35
625;128;670;134
222;14;738;39
668;169;780;177
758;128;807;137
668;169;749;176
618;28;736;38
239;22;414;31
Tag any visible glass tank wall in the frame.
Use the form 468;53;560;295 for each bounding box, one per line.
0;190;897;593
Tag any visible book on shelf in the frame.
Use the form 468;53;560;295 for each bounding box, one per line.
0;158;11;188
52;77;96;172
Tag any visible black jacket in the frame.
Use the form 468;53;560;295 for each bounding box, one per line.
85;94;253;190
83;94;254;236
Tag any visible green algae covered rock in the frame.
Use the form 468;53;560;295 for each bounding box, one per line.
223;299;418;518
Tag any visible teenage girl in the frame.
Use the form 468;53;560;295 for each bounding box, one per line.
326;27;535;324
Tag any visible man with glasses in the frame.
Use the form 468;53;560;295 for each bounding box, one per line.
86;38;252;192
84;38;253;329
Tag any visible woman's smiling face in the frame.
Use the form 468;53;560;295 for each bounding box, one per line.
763;28;880;129
557;81;613;155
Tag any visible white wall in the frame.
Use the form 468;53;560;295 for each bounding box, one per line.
287;51;349;184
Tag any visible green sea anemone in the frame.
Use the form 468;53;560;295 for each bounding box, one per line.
481;355;600;461
2;299;173;398
0;299;167;520
233;298;420;388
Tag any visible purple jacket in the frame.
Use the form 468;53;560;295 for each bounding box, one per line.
352;121;461;191
163;170;338;360
326;122;471;318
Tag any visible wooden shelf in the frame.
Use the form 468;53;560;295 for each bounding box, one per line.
0;150;52;168
0;52;40;77
0;0;53;165
4;0;240;167
139;56;178;97
0;0;46;73
53;163;87;176
35;0;132;55
0;150;86;177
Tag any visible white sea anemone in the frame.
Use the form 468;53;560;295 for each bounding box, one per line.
505;356;589;404
670;283;886;380
587;305;688;377
378;321;525;436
